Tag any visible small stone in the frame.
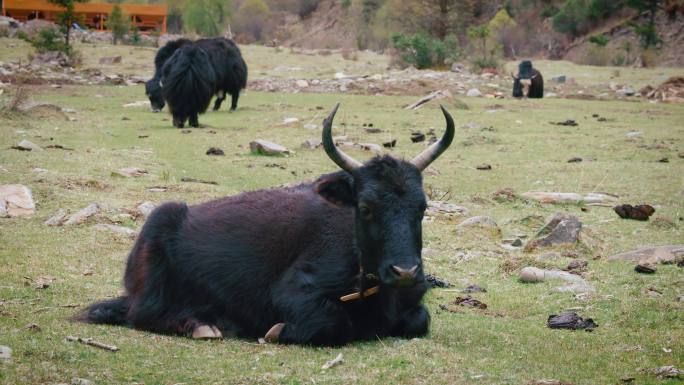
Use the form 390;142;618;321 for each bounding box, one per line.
295;79;309;88
466;88;482;97
635;263;656;274
616;87;635;97
520;267;545;282
282;117;299;125
0;346;11;362
63;203;100;226
300;138;322;149
15;139;42;151
250;139;291;156
72;378;94;385
303;123;318;130
206;147;225;156
463;285;487;293
0;184;36;217
358;143;382;152
99;56;122;65
457;216;499;234
94;224;138;238
181;129;192;134
551;75;566;83
136;201;156;218
44;208;68;226
112;167;148;178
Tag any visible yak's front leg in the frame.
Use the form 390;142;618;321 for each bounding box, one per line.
268;292;353;346
188;113;199;128
391;305;430;338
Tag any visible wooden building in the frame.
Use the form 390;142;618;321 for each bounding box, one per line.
2;0;168;33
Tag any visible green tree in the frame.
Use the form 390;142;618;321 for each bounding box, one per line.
625;0;662;48
183;0;232;37
234;0;269;41
468;25;490;62
47;0;87;48
107;4;130;45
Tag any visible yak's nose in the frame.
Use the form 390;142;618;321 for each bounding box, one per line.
390;264;419;284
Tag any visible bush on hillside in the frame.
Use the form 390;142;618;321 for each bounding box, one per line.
390;33;460;69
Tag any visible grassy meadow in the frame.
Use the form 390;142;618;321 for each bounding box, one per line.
0;39;683;385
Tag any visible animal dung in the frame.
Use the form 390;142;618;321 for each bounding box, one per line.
382;140;396;148
613;204;655;221
206;147;225;156
425;274;451;288
551;120;578;126
452;295;487;309
547;312;597;331
476;164;492;170
634;263;656;274
410;132;426;143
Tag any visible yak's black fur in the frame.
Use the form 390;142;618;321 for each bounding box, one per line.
81;155;430;346
145;38;192;112
161;44;217;128
513;60;544;98
147;38;248;125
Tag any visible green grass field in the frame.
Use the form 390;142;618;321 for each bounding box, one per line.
0;40;683;385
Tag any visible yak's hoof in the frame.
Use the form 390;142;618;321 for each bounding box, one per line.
264;323;285;343
192;325;222;339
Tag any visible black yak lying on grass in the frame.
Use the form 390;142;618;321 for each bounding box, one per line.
79;104;456;346
146;38;248;127
512;60;543;98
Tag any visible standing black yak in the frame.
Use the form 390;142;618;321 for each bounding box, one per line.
79;104;456;346
512;60;543;98
145;38;192;112
146;38;248;126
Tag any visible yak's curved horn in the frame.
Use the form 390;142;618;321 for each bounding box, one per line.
322;103;363;172
410;105;455;171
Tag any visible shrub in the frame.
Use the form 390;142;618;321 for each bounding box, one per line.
588;34;609;46
17;26;70;54
107;4;130;45
390;33;460;69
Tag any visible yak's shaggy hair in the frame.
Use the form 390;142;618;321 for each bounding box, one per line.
145;38;192;112
161;44;217;128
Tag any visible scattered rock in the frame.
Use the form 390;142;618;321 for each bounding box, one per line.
122;100;150;108
616;87;635;97
94;224;137;238
522;191;617;204
607;245;684;264
526;213;582;250
564;259;588;273
567;157;582;163
425;274;451;288
63;203;100;226
0;346;11;362
613;204;655;221
250;140;291;156
33;275;54;289
71;378;94;385
457;216;499;232
476;163;492;170
300;138;322;149
321;353;343;370
626;131;643;138
551;75;567;83
650;216;676;229
635;263;656;274
358;143;382;152
551;120;578;126
547;312;597;331
25;323;41;332
466;88;482;97
136;202;156;218
426;201;469;218
12;140;42;151
492;188;518;202
519;266;594;293
450;63;465;73
0;184;36;217
463;285;487;293
99;56;122;65
206;147;225;156
282;117;299;125
641;366;683;379
112;167;148;178
44;208;68;226
295;79;309;88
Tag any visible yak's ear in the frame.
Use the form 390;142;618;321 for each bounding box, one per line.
315;172;355;206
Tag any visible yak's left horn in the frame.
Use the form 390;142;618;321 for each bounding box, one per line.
322;103;363;173
410;105;455;171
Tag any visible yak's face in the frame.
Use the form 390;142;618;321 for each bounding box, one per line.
145;79;165;112
316;157;427;288
515;60;537;97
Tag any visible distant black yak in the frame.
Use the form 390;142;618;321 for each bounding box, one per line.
145;38;192;112
512;60;543;98
146;38;248;127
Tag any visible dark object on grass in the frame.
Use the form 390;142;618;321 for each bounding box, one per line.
614;204;655;221
658;157;669;163
453;296;487;309
512;60;543;98
382;140;396;148
567;157;582;163
463;285;487;293
410;132;425;143
476;164;492;170
79;104;456;346
635;263;656;274
552;120;578;126
206;147;225;156
564;259;588;273
180;177;218;185
547;312;597;331
425;274;451;288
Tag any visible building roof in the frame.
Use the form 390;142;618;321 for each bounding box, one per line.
4;0;167;16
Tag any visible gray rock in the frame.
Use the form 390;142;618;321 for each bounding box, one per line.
526;213;582;250
250;140;291;156
71;379;94;385
136;201;156;219
111;167;148;178
63;203;100;226
607;245;684;264
466;88;482;97
426;201;469;218
98;56;122;65
44;208;68;226
616;87;635;96
0;184;35;217
519;266;594;293
94;224;137;238
450;63;465;73
358;143;382;152
295;79;309;88
457;216;499;235
0;345;11;362
551;75;566;83
16;139;42;151
300;138;322;149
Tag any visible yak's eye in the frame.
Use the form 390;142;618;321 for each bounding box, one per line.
359;204;372;220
